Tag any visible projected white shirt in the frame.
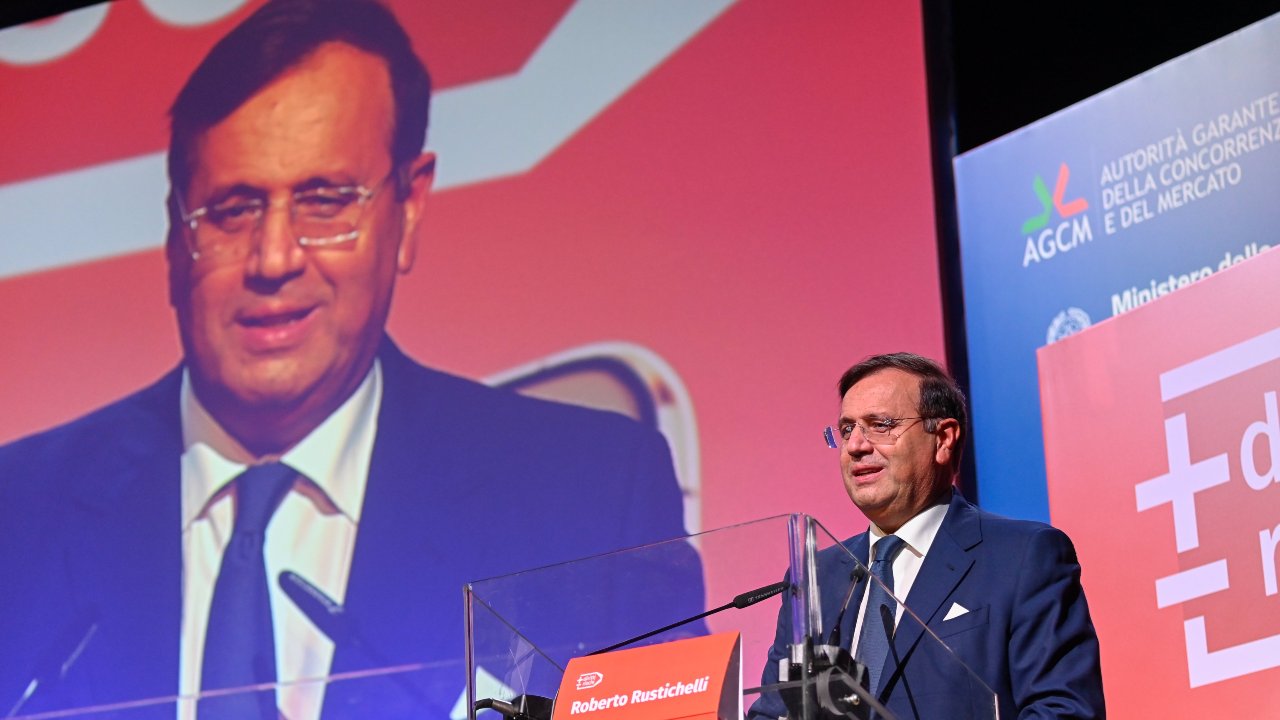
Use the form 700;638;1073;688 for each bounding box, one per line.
177;361;381;720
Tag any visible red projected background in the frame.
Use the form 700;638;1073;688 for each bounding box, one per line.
0;0;944;686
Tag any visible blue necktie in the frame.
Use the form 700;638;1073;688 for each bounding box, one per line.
200;462;294;719
854;534;906;696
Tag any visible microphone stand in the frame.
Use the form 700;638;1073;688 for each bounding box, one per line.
474;580;790;720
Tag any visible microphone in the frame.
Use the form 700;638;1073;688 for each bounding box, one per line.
5;606;99;718
278;571;434;711
732;580;789;609
278;570;353;644
878;603;897;642
474;695;555;719
476;581;788;720
875;603;904;700
780;600;898;720
827;566;868;648
587;580;787;656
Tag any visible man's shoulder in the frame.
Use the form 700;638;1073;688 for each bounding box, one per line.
940;494;1080;567
966;500;1066;540
0;371;180;483
381;344;663;445
940;491;1052;532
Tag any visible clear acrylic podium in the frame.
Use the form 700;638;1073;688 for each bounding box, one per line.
6;664;454;719
7;515;996;719
465;514;997;720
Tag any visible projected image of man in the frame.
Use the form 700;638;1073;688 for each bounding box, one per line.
0;1;703;717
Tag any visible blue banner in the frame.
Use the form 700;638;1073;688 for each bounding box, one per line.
953;13;1280;521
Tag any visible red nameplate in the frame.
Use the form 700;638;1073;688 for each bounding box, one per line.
553;631;741;720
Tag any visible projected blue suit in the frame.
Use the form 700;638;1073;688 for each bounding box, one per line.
750;491;1104;719
0;339;704;718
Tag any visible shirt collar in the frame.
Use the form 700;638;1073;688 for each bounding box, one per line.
868;494;951;559
179;361;382;529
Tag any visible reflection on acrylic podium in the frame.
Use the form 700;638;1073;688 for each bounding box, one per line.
465;514;997;720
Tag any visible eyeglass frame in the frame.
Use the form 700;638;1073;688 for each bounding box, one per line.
823;416;932;448
174;171;400;262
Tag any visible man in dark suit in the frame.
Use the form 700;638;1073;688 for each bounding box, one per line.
749;353;1103;719
0;1;702;717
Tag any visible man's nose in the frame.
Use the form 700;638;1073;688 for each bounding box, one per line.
247;202;306;280
845;426;874;455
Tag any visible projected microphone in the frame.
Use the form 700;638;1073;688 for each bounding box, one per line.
279;570;353;644
278;571;433;709
5;606;99;718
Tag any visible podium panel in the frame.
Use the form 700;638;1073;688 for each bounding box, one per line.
465;515;997;720
8;515;996;719
7;663;457;719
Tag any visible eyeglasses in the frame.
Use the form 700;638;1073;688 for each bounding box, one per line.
824;417;928;448
177;173;395;263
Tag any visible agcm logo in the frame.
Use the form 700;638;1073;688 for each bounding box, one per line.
1021;163;1088;233
1021;163;1094;267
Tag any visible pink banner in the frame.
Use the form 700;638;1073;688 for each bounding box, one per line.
1040;247;1280;717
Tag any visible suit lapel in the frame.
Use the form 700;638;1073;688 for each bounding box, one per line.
333;340;428;666
66;371;184;708
328;342;469;716
833;534;870;649
880;492;981;696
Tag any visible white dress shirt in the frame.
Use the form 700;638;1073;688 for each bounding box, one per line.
177;362;381;720
849;500;950;651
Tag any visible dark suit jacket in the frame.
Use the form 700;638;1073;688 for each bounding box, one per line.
0;338;704;718
749;491;1104;719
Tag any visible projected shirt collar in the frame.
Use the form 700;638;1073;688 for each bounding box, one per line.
179;360;382;529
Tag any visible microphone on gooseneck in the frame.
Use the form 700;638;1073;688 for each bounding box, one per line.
278;570;353;644
587;579;788;656
879;603;897;642
827;565;868;648
474;695;556;720
5;606;99;718
732;581;789;609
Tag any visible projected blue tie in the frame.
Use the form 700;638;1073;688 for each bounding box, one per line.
200;462;294;719
854;534;906;696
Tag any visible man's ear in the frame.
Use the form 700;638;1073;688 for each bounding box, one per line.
396;151;435;274
933;417;961;466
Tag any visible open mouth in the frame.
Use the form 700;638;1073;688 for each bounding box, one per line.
851;465;883;480
235;304;318;351
239;306;315;328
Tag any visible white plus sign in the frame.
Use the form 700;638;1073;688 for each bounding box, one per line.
1135;413;1230;552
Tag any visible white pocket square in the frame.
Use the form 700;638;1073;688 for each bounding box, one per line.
943;602;970;621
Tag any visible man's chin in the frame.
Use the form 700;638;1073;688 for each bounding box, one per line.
847;485;891;516
229;374;321;413
203;362;322;416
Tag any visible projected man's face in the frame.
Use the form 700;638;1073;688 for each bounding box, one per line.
169;42;433;455
838;369;957;533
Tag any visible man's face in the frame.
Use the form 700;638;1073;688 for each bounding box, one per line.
169;42;433;453
838;368;957;532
